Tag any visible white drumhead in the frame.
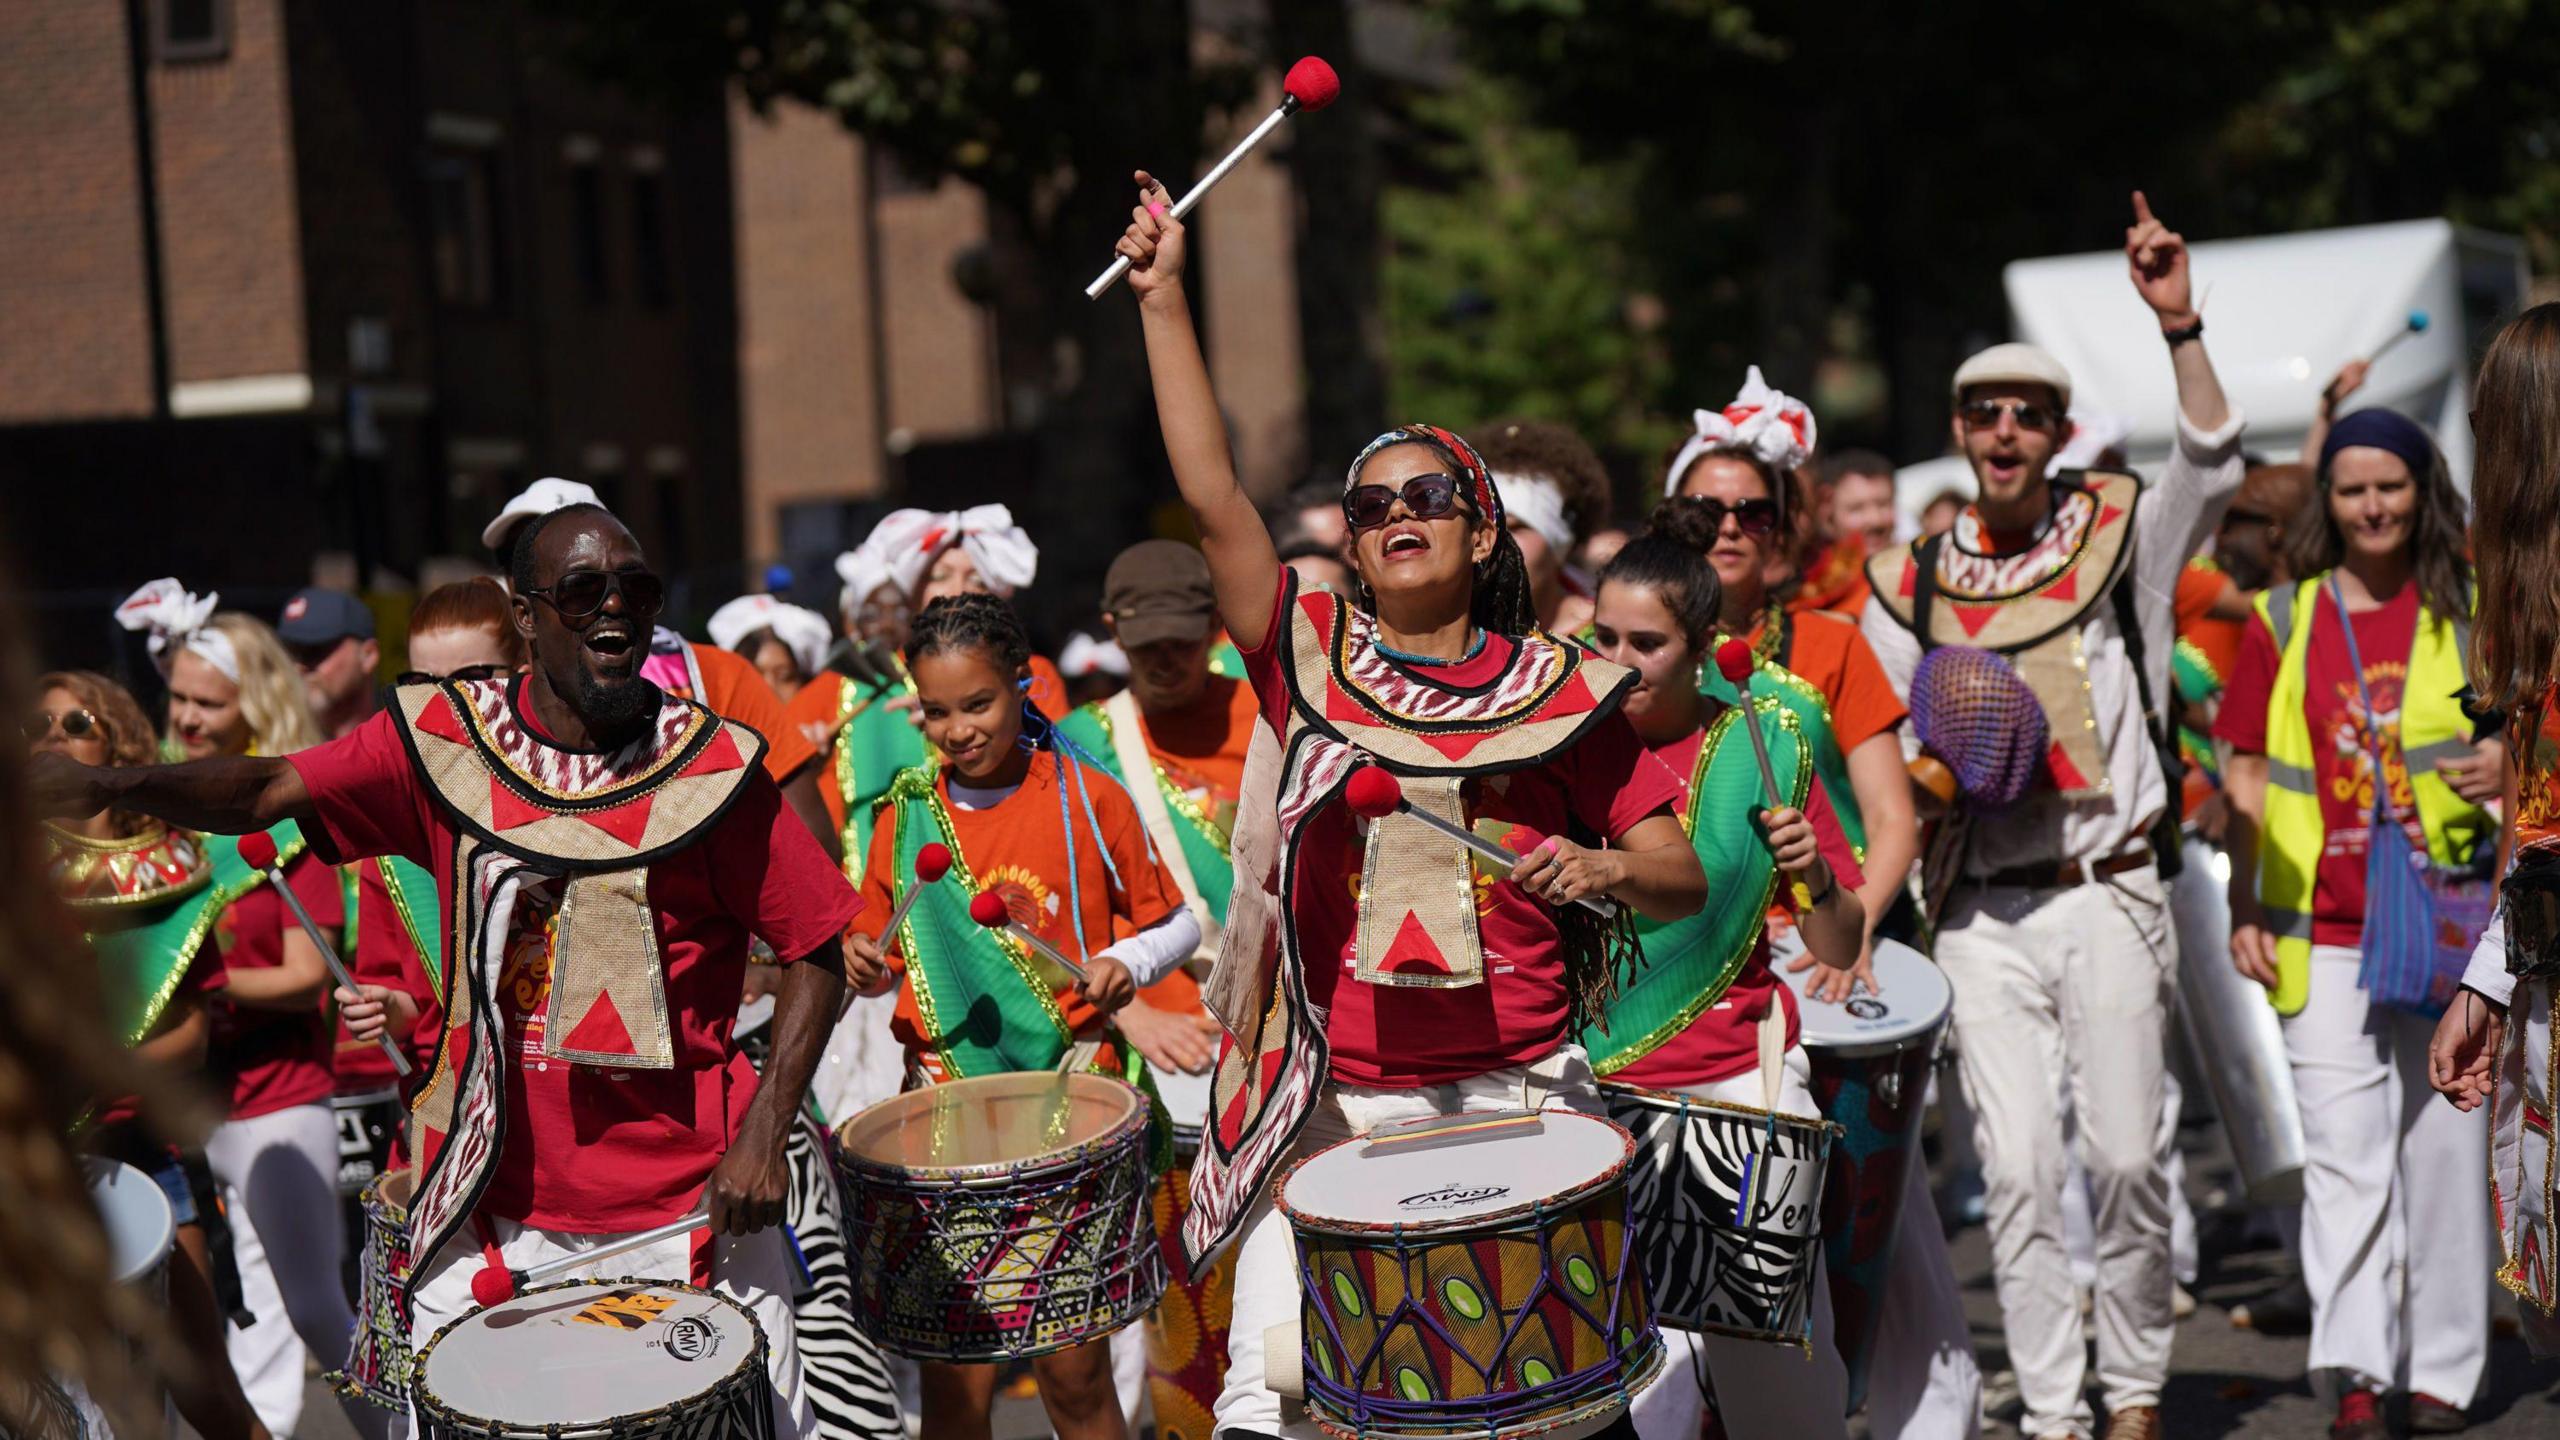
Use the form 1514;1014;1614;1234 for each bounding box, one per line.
1281;1109;1627;1229
84;1159;174;1285
734;992;776;1041
1153;1063;1213;1133
835;1071;1143;1174
1777;936;1950;1050
422;1281;755;1424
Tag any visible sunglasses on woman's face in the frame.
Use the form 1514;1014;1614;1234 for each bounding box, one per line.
395;663;510;687
23;708;98;742
1344;475;1467;531
521;568;667;621
1676;494;1781;537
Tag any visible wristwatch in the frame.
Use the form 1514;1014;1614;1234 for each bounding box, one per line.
2162;315;2205;347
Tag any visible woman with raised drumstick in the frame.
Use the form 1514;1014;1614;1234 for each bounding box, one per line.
842;593;1199;1440
1115;170;1706;1440
1583;531;1866;1437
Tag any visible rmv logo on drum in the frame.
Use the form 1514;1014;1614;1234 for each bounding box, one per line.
1400;1184;1508;1212
661;1315;723;1363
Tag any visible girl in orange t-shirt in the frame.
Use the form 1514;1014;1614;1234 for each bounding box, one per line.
844;594;1196;1440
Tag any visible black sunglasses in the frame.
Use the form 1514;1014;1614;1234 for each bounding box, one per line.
1958;398;2061;433
521;569;666;621
24;707;98;742
1344;475;1468;531
396;663;511;687
1674;494;1781;537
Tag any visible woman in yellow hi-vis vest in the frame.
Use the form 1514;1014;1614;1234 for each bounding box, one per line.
2218;408;2503;1439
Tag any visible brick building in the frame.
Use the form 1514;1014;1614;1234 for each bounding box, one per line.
0;0;1307;667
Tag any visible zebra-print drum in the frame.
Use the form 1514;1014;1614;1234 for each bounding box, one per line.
331;1168;416;1410
780;1110;907;1440
410;1278;773;1440
834;1071;1166;1362
1600;1082;1840;1344
1279;1109;1661;1440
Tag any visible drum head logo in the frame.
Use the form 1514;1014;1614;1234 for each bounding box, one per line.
662;1314;721;1363
1400;1183;1506;1212
1845;997;1887;1021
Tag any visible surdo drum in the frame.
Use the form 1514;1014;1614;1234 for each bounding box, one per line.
1278;1109;1661;1440
833;1071;1165;1362
409;1278;773;1440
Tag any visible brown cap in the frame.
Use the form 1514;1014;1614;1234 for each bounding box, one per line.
1103;540;1216;648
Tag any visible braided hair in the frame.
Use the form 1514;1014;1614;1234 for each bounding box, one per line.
904;593;1151;958
1346;425;1541;638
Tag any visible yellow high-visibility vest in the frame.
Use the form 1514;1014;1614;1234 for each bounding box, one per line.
2252;575;2489;1014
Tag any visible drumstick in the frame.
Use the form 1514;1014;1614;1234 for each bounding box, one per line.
967;890;1086;979
235;831;411;1079
470;1205;714;1307
877;843;953;941
1715;641;1785;810
1340;767;1619;917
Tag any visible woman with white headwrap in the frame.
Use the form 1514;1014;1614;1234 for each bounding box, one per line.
113;581;383;1440
708;594;836;704
1474;419;1613;635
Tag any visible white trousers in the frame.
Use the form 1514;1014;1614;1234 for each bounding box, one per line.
1627;1045;1851;1440
2064;1071;2197;1290
1861;1154;1983;1440
207;1103;373;1440
406;1215;817;1440
1212;1045;1614;1440
1936;870;2174;1439
2285;945;2490;1401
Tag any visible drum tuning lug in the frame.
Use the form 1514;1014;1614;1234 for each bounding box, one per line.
1877;1070;1902;1108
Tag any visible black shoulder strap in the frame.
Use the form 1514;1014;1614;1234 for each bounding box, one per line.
1909;534;1945;654
2108;553;2185;879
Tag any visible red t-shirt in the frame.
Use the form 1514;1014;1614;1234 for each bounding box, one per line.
289;703;862;1232
2215;583;2425;947
1612;726;1864;1089
335;861;446;1096
1237;579;1685;1087
207;849;341;1121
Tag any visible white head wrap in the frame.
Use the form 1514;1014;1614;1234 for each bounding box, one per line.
116;578;237;683
481;476;606;553
1662;365;1819;496
1058;632;1130;679
834;541;898;619
2047;408;2134;476
1491;472;1575;554
858;505;1040;600
706;594;834;679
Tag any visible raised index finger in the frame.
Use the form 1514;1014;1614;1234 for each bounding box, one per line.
2131;189;2155;226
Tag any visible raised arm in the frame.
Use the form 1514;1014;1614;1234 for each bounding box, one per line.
27;752;311;835
2126;190;2230;434
1119;170;1284;650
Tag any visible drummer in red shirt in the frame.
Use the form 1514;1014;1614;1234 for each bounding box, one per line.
32;507;857;1440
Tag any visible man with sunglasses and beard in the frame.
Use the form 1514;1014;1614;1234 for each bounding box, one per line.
28;505;857;1440
1858;192;2243;1440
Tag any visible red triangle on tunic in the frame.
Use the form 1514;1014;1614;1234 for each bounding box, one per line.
414;691;468;743
561;989;638;1057
576;793;655;848
678;725;745;778
488;777;551;831
1950;603;2000;638
1379;910;1453;976
2097;503;2126;530
1897;561;1918;599
2045;740;2089;792
419;1124;446;1167
2045;568;2079;603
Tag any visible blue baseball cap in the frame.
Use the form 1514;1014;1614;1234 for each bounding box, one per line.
276;587;375;645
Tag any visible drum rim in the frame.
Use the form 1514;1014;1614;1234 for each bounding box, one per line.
410;1275;766;1430
1595;1078;1845;1138
363;1166;417;1215
834;1071;1152;1183
1780;938;1953;1051
1275;1111;1638;1237
83;1157;176;1286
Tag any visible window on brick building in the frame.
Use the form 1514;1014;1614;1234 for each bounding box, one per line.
571;162;611;304
631;171;673;309
428;149;506;310
155;0;228;62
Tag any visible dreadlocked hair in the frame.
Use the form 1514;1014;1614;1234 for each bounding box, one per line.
1559;883;1649;1040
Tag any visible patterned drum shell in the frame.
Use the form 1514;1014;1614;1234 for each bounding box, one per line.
411;1278;773;1440
1599;1082;1840;1345
331;1168;417;1410
833;1072;1166;1362
1279;1110;1661;1440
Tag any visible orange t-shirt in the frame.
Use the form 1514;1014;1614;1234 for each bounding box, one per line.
1123;675;1257;1018
2174;560;2244;686
781;657;1070;836
854;749;1186;1066
682;642;818;784
1746;608;1908;755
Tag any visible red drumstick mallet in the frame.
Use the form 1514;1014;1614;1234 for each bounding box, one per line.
968;890;1087;979
470;1203;713;1307
1086;56;1341;299
1340;767;1618;917
236;830;410;1079
1715;640;1784;810
876;843;953;940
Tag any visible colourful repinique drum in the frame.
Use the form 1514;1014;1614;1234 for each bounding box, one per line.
1600;1081;1840;1345
331;1168;415;1410
411;1278;773;1440
834;1071;1166;1362
1777;936;1951;1398
1278;1109;1661;1440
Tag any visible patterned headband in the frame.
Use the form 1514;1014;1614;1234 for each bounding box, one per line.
1346;424;1504;528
